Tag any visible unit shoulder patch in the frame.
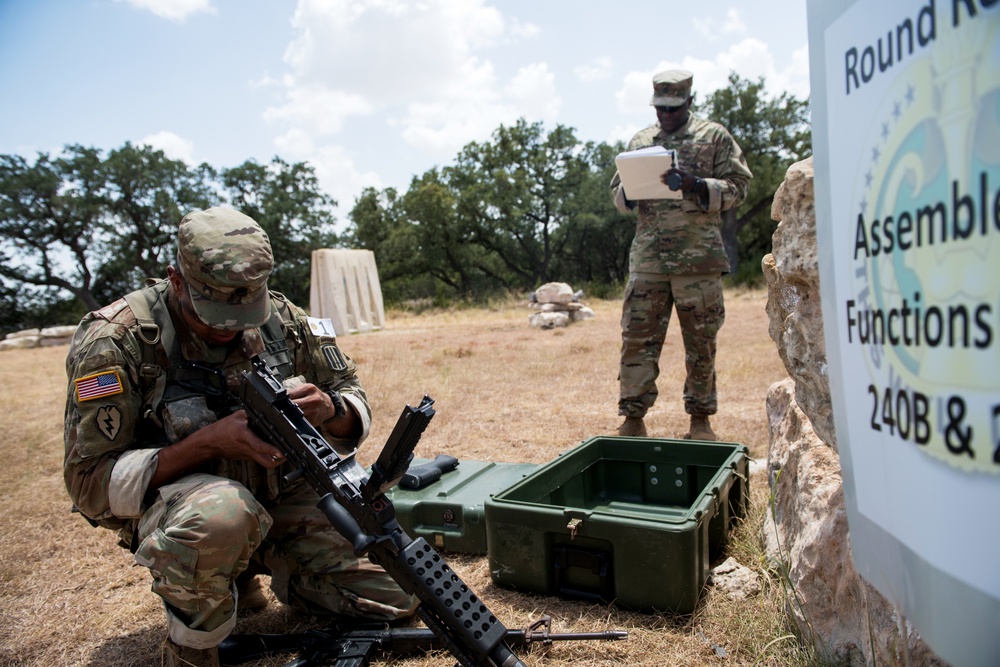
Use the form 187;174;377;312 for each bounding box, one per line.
322;344;348;372
95;405;123;441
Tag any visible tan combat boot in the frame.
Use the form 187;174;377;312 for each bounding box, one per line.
164;638;220;667
235;571;269;613
684;414;717;441
617;416;647;437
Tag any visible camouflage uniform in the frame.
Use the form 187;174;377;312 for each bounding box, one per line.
64;208;416;652
611;71;752;420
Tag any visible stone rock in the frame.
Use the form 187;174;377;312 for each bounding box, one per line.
763;158;835;448
6;328;40;339
38;325;77;347
532;301;581;312
527;283;593;327
1;324;79;351
533;282;574;304
764;157;942;666
764;381;944;667
528;311;570;329
0;336;39;351
709;557;760;601
41;325;78;338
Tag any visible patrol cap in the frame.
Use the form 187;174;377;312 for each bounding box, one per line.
176;207;274;331
650;69;693;107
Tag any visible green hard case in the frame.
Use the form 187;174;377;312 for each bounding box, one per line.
385;459;538;554
483;437;749;613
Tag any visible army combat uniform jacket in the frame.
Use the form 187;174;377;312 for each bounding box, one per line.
611;114;753;276
63;279;371;549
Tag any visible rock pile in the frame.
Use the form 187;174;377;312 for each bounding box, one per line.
528;282;595;329
763;158;942;666
0;325;77;351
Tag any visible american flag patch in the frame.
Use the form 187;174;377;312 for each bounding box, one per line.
75;371;123;402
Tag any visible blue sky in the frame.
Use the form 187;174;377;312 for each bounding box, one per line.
0;0;809;226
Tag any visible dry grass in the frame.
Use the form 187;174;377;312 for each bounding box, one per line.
0;290;815;667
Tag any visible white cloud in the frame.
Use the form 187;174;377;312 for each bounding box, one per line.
266;133;383;223
265;0;554;166
574;57;613;83
607;123;641;146
722;9;746;34
263;80;373;138
714;38;773;83
114;0;215;22
507;17;541;41
272;128;315;156
398;101;505;157
614;37;810;117
505;63;560;121
307;145;384;215
281;0;507;103
693;8;745;41
140;131;195;164
772;46;811;100
389;61;558;158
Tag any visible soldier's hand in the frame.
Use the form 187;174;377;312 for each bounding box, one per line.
210;411;286;469
662;167;690;191
662;168;706;197
613;184;633;213
149;410;286;488
286;383;340;427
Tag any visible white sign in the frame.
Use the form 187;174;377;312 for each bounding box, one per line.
808;1;1000;664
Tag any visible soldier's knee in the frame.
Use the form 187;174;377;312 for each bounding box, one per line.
164;481;271;556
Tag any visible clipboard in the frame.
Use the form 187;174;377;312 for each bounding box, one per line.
615;146;682;200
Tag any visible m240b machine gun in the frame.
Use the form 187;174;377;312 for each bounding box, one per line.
236;359;530;667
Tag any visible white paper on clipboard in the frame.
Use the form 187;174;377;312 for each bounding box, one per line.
615;146;681;200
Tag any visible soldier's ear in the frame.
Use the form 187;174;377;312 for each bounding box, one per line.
166;266;183;291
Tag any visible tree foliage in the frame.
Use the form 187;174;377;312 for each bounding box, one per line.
0;72;810;333
347;73;810;302
0;146;335;333
447;120;592;288
701;73;811;282
0;143;215;315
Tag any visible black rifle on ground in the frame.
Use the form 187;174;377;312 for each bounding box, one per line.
235;359;527;667
218;615;628;666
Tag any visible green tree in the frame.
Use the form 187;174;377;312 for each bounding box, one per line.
404;169;505;300
446;119;592;290
550;140;633;291
0;144;215;319
98;143;217;299
221;157;338;307
0;147;106;314
701;73;811;281
347;186;429;303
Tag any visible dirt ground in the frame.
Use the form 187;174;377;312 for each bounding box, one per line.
0;290;811;667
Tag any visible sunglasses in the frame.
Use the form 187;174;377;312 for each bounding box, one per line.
656;103;686;113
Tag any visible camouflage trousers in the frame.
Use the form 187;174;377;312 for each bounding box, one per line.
135;473;418;649
618;272;725;418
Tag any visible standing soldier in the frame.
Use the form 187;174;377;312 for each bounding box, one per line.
611;69;752;440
